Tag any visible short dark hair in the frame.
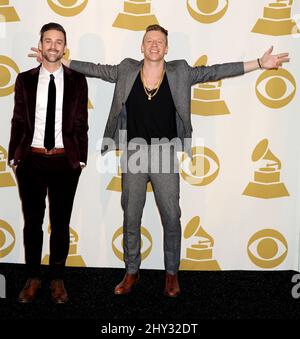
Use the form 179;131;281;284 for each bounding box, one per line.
40;22;67;45
143;24;168;45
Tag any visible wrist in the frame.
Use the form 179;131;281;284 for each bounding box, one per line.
257;58;263;69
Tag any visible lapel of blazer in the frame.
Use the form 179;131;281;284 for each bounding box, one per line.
27;66;40;132
165;61;184;121
165;61;176;96
123;60;143;104
62;65;74;131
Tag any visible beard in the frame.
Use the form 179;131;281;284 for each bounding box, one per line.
42;49;63;63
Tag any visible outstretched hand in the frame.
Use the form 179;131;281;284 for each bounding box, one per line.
260;46;290;69
28;47;43;63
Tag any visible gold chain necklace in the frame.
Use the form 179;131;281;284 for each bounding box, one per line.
140;68;165;101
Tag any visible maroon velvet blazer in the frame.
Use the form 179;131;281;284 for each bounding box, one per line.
8;65;88;169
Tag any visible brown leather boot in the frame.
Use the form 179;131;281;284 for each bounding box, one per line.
50;279;68;304
18;278;41;303
114;272;140;295
164;273;180;297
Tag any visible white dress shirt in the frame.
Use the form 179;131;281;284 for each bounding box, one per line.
31;65;64;148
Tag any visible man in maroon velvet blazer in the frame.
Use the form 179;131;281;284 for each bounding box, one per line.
8;22;88;304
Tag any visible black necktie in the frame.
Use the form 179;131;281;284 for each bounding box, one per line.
44;74;56;150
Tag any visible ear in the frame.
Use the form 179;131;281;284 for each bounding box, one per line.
38;41;42;51
141;44;144;54
165;46;168;55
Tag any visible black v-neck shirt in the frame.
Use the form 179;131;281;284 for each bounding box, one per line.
126;72;177;144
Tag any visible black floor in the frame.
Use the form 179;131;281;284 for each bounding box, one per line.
1;263;299;321
1;262;300;336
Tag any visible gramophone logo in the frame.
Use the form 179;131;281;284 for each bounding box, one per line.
180;146;220;186
252;0;300;36
180;216;220;270
0;219;16;259
0;55;20;97
112;226;153;261
256;68;296;109
0;146;16;187
243;139;289;199
248;229;288;268
47;0;88;17
63;49;93;109
187;0;229;24
0;0;20;22
42;225;86;267
191;55;230;116
113;0;159;31
107;151;153;192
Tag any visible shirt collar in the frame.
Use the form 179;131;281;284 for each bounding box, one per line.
40;64;63;78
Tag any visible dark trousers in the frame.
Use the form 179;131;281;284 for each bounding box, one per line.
16;152;81;279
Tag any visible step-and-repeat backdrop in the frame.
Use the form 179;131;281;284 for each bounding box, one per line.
0;0;300;271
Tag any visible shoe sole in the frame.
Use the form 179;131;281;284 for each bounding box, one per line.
164;291;181;298
18;298;35;303
51;297;69;304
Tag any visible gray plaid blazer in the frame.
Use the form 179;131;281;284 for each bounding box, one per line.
70;58;244;156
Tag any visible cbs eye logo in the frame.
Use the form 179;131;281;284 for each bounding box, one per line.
0;55;20;97
0;220;16;258
256;69;296;109
47;0;88;17
180;146;220;186
187;0;229;24
247;229;288;269
112;226;153;262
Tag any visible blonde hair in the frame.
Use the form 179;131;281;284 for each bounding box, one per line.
143;24;168;45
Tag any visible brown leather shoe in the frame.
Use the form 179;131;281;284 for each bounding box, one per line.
164;273;180;297
114;272;140;295
50;279;68;304
18;278;41;303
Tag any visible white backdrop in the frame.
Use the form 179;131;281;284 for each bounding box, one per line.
0;0;300;271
